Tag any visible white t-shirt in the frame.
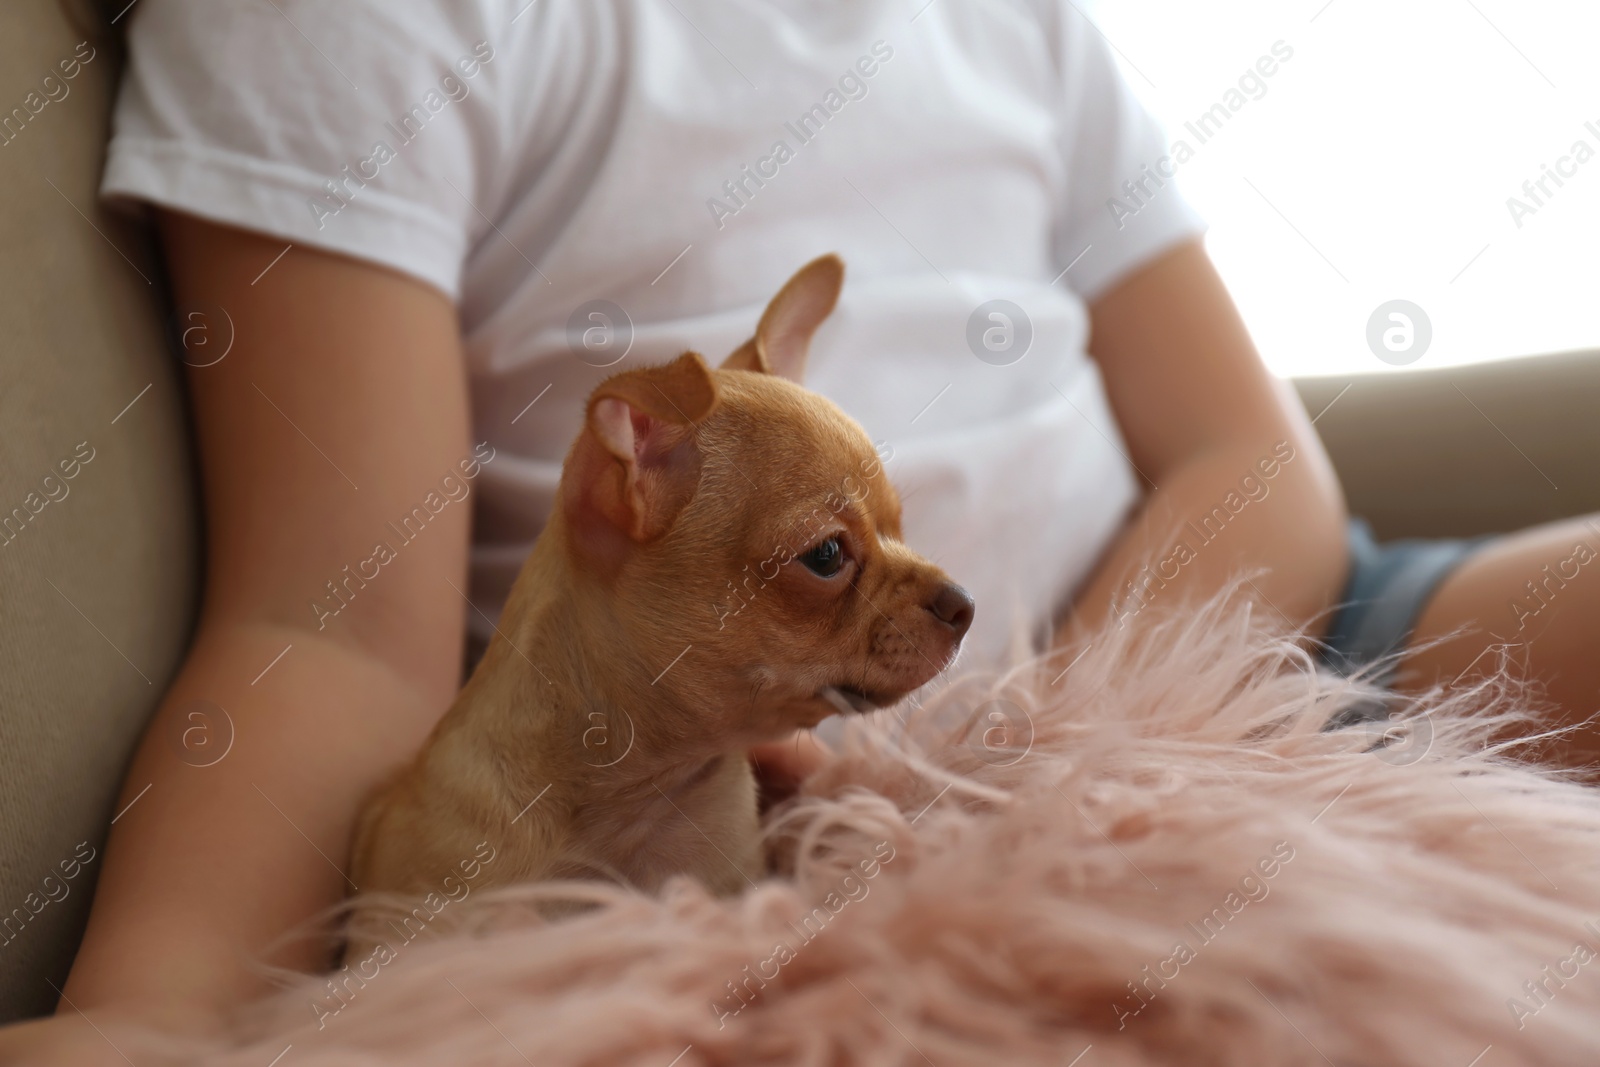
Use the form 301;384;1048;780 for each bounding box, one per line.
102;0;1205;670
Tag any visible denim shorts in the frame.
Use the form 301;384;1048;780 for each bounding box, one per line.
1318;518;1491;686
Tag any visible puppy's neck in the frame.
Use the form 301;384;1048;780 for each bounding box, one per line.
445;516;723;794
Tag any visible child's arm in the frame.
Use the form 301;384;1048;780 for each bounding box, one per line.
1064;239;1350;638
58;212;474;1028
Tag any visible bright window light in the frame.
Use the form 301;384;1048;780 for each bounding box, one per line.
1079;0;1600;377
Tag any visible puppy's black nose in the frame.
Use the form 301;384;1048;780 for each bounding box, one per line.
927;582;975;637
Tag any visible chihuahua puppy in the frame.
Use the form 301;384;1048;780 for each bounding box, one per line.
349;255;973;939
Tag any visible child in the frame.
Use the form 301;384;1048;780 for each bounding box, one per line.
8;0;1596;1056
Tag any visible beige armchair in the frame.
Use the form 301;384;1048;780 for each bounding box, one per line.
2;0;1596;1023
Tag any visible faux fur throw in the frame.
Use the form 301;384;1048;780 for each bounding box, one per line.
157;596;1600;1066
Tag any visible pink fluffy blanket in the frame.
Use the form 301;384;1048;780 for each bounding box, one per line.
166;598;1600;1066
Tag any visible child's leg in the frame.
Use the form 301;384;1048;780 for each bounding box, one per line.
1398;514;1600;768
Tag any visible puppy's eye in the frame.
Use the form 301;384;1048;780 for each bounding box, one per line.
799;537;844;577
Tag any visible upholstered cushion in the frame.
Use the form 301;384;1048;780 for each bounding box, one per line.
1297;349;1600;540
0;0;199;1022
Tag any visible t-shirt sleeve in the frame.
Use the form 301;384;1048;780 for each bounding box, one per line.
1051;7;1208;303
100;0;509;301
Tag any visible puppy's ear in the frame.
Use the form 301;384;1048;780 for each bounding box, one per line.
564;352;719;551
721;253;843;382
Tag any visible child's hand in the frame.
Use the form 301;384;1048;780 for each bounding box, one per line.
748;730;831;812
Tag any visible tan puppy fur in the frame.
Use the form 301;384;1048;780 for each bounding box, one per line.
349;255;974;942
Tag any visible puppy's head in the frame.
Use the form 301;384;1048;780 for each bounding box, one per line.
558;255;973;744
